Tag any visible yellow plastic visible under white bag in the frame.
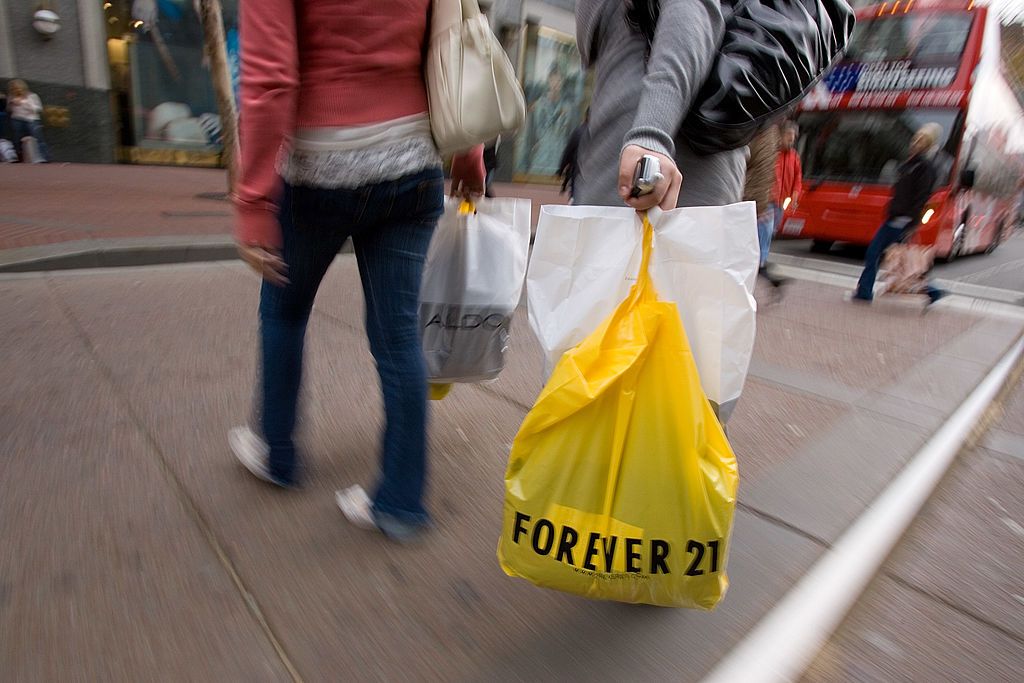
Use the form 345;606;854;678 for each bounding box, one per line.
498;214;738;609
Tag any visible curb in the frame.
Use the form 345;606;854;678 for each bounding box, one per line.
702;333;1024;683
768;252;1024;306
0;237;236;273
0;237;356;273
769;263;1024;322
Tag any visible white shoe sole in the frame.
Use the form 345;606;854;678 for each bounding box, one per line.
336;485;377;530
229;426;278;485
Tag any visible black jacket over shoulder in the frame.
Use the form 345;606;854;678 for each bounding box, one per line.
888;153;937;221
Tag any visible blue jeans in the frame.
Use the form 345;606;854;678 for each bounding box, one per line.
856;219;944;302
856;220;908;300
258;168;444;525
11;119;50;161
757;202;781;267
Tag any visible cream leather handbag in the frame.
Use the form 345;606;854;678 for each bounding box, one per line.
426;0;526;156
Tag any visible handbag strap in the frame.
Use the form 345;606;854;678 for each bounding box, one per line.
461;0;481;20
433;0;481;31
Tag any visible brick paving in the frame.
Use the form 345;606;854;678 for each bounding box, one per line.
0;163;566;251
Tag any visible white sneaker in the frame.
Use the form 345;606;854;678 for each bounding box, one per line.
335;485;376;530
229;426;278;485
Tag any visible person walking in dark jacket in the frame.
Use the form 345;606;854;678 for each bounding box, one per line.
853;123;946;305
558;118;586;199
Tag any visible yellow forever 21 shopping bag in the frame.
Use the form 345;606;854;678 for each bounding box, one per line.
498;214;738;609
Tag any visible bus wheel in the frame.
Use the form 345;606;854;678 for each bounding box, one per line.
985;223;1003;254
941;226;966;263
810;240;834;254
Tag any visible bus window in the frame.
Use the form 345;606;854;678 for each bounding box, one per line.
846;14;974;68
798;109;959;186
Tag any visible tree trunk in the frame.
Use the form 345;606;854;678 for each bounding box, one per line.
198;0;239;193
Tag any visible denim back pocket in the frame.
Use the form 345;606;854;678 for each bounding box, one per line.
411;170;445;222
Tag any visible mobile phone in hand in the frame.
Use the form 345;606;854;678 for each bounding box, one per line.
630;155;664;199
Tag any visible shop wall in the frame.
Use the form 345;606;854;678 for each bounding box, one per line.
5;0;86;87
1;77;115;163
103;0;239;166
1;1;114;163
490;0;584;186
509;23;587;184
523;0;576;36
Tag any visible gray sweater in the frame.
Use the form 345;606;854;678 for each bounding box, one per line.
574;0;747;208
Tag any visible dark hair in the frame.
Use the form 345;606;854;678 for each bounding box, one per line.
625;0;660;54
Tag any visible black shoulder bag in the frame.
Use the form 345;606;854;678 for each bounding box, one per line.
627;0;856;155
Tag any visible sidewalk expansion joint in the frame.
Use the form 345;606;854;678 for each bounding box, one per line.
314;308;363;336
883;573;1024;647
473;383;534;413
735;502;830;549
702;333;1024;683
43;276;305;683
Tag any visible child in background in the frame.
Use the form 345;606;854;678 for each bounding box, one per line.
7;80;50;162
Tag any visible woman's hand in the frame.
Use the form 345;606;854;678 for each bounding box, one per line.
237;242;289;287
618;145;683;211
450;144;486;199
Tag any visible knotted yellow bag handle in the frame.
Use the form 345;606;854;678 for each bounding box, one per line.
625;211;656;305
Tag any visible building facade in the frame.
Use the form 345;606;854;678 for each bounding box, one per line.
1;0;581;176
103;0;240;167
0;0;115;162
488;0;585;184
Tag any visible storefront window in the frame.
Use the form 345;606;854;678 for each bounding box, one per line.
513;25;589;183
104;0;238;165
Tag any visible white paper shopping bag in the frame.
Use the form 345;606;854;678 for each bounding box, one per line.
526;203;759;418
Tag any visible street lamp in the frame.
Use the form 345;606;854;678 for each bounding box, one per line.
32;6;61;38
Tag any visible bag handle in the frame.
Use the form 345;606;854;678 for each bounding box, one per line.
460;0;481;20
433;0;481;33
596;211;655;524
625;211;656;305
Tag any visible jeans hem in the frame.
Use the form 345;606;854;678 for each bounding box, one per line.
372;502;431;527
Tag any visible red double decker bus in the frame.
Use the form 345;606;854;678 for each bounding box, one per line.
783;0;1024;260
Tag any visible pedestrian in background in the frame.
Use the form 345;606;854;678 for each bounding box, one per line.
229;0;485;542
743;123;788;289
772;121;802;236
852;123;946;306
0;91;15;163
0;91;7;137
558;116;585;200
770;121;802;228
572;0;745;213
483;136;499;198
6;80;50;162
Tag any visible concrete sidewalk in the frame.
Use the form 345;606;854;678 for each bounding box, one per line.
0;164;566;272
806;368;1024;682
2;258;1020;680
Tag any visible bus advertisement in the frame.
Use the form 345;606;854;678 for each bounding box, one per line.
783;0;1024;261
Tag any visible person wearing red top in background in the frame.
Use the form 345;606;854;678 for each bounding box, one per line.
771;120;802;246
228;0;485;543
